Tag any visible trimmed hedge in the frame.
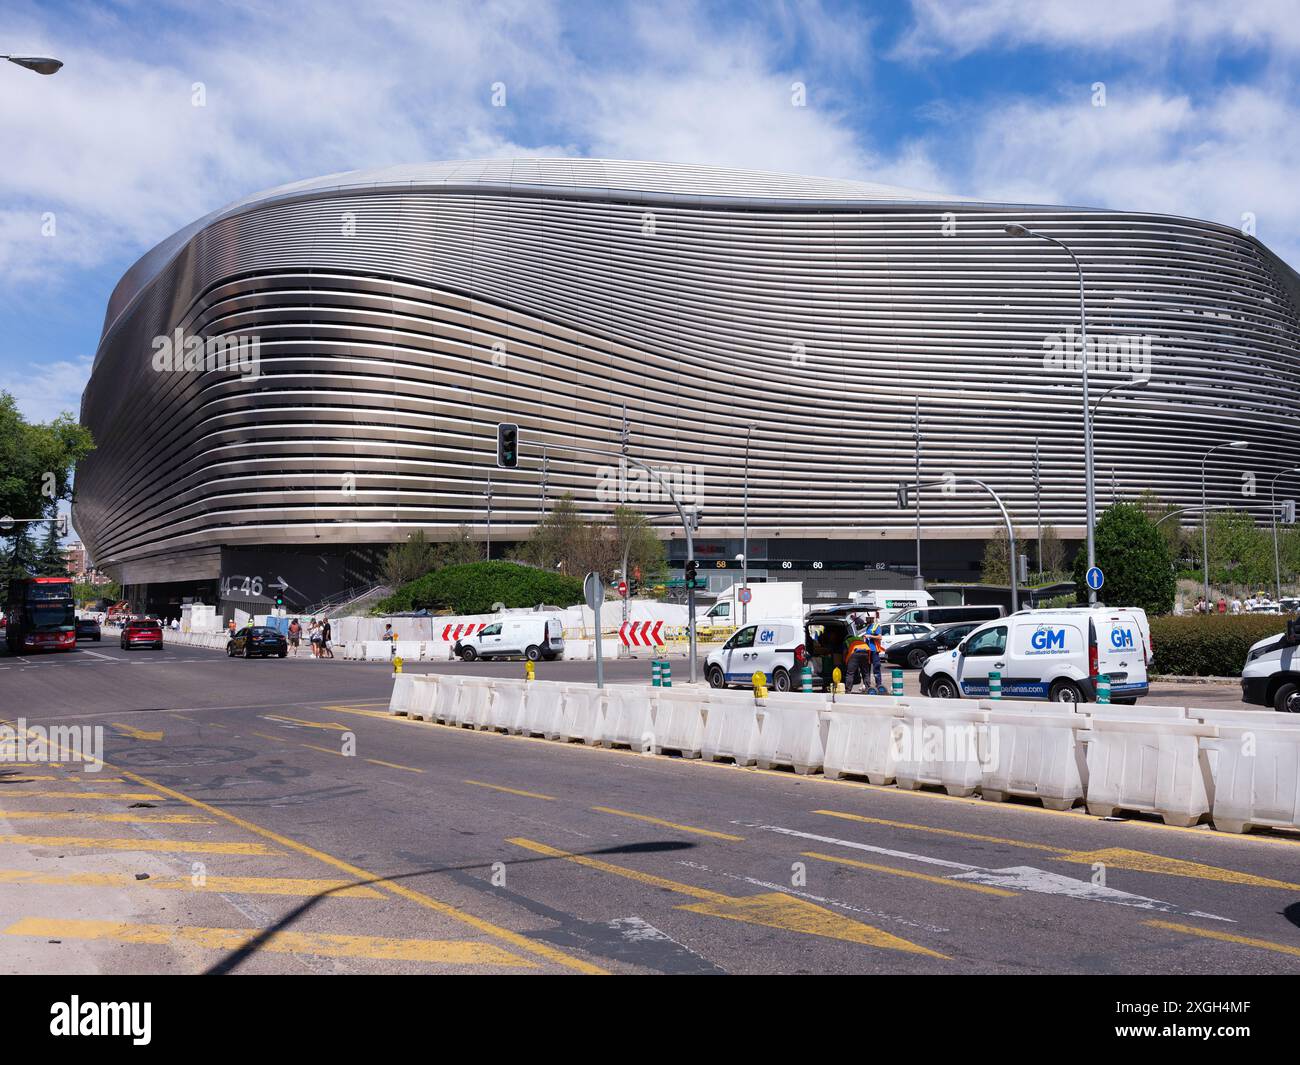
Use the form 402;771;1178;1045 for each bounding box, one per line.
1149;614;1291;677
374;560;585;616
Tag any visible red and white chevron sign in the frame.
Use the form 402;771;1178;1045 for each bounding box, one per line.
619;620;663;647
442;622;487;641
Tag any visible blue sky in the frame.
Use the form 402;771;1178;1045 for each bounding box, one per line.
3;0;1299;435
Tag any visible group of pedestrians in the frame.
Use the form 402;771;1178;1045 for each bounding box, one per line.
1192;593;1274;615
287;616;333;658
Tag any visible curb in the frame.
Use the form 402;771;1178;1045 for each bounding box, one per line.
1151;674;1239;686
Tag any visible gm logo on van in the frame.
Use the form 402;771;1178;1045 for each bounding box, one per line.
1030;627;1066;652
758;628;776;643
1110;627;1134;649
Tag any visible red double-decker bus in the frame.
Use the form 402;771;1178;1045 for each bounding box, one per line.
4;576;76;653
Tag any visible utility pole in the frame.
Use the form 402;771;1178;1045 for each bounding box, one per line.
1034;438;1042;579
914;398;922;588
485;475;493;561
539;447;549;520
742;423;754;625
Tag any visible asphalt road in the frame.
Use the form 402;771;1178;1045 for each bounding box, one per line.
1;638;1297;975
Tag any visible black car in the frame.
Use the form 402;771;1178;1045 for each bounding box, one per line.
226;625;288;659
75;617;102;642
887;621;980;670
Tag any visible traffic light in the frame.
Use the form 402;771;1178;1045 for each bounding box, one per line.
684;559;699;589
496;422;519;468
1285;499;1296;525
274;594;285;608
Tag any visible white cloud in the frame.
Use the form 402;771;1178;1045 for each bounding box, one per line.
897;0;1300;58
5;354;93;424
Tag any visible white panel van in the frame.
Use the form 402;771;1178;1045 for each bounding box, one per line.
455;614;565;662
919;607;1150;704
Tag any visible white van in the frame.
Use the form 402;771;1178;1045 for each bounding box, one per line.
454;614;564;662
1240;619;1300;712
919;607;1151;704
704;617;809;692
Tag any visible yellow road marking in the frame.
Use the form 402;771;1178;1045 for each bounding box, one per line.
0;810;214;825
367;759;422;773
1146;920;1300;958
0;870;383;898
815;810;1064;852
110;723;164;742
817;811;1300;890
301;743;343;757
324;705;395;720
591;806;744;841
251;732;288;743
802;851;1018;897
265;715;349;732
3;917;536;967
0;775;125;783
1053;847;1300;890
0;791;162;801
107;771;604;975
508;837;947;958
0;835;278;855
465;780;557;801
2;716;604;975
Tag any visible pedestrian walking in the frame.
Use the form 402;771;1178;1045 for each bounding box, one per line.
309;618;323;658
288;617;301;656
321;617;334;659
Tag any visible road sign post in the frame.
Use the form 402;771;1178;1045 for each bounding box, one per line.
1086;566;1104;594
585;572;605;689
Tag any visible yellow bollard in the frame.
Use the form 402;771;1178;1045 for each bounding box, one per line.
751;669;769;700
832;666;845;695
525;659;535;682
392;655;403;675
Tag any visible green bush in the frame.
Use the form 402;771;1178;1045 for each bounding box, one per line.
1149;614;1291;677
374;560;584;616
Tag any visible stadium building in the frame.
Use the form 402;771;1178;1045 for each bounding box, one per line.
73;159;1300;616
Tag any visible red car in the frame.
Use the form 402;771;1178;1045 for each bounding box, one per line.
120;617;164;651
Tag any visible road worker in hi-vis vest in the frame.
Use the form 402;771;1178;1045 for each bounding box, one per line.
844;611;885;694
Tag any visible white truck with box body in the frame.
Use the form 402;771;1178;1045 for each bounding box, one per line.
697;582;804;635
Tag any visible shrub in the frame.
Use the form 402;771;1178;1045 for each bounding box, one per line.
374;560;584;616
1149;614;1290;677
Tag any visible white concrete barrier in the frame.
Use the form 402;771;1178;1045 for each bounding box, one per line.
388;673;416;715
519;680;568;737
651;688;708;758
562;640;590;661
554;685;606;744
893;699;989;797
1085;706;1216;827
702;690;761;766
489;681;532;734
460;677;496;730
752;693;830;774
1195;708;1300;834
599;685;656;750
977;700;1090;810
408;675;438;721
823;697;906;784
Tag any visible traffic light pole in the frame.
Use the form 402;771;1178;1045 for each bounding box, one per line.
519;439;699;684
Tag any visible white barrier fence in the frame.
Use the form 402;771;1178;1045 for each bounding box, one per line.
387;674;1300;836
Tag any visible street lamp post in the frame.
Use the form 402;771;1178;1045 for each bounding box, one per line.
1201;440;1249;605
914;397;923;589
1270;468;1299;603
900;477;1019;612
1033;438;1041;580
1004;224;1096;602
741;423;754;626
2;55;62;75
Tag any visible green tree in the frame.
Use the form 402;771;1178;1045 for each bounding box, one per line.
434;525;484;568
382;530;438;588
1134;489;1183;560
1205;509;1271;590
375;560;584;615
1038;524;1066;576
611;506;667;590
35;520;66;577
980;530;1027;586
0;392;94;523
1073;501;1175;614
0;526;36;583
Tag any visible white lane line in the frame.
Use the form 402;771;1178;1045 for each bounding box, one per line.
676;859;950;933
743;822;1234;922
79;650;119;662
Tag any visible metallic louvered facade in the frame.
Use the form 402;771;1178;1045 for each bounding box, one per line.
75;158;1300;594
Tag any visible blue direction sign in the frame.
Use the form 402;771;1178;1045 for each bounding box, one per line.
1086;566;1105;591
